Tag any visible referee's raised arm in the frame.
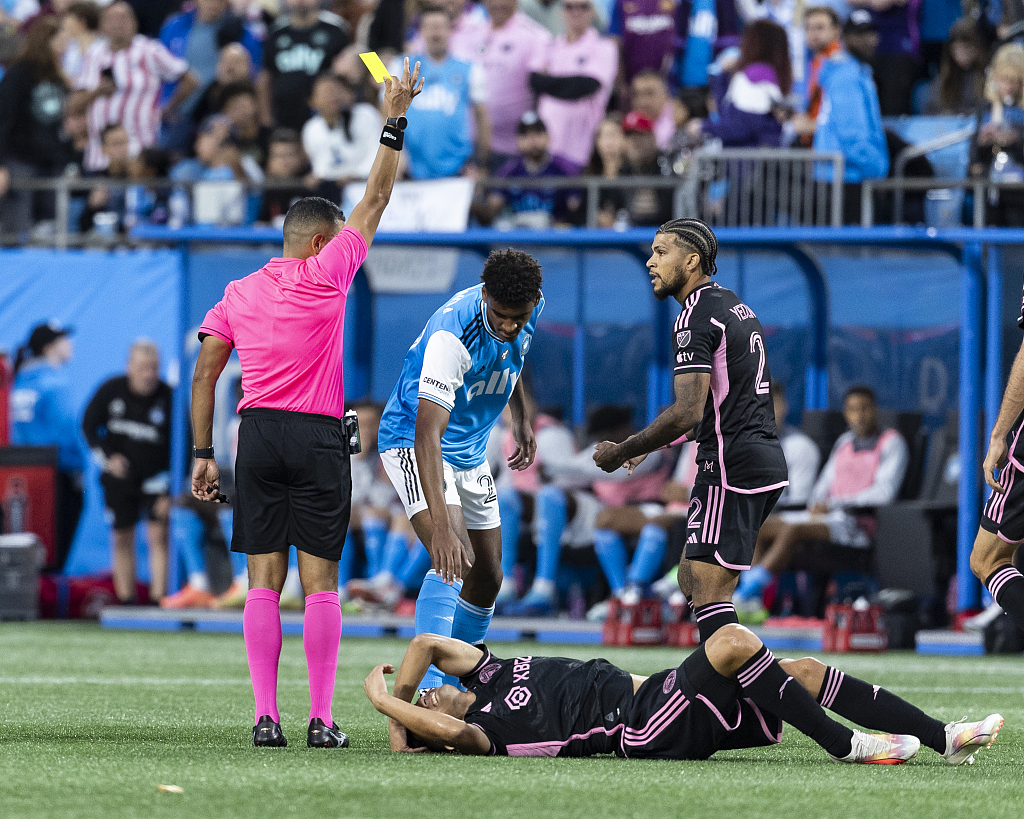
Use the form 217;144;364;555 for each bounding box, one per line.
342;58;423;249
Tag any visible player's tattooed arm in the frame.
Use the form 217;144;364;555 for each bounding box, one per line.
594;372;709;472
985;336;1024;490
506;377;537;470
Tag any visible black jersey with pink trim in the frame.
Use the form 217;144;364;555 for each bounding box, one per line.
672;282;788;492
458;646;634;757
1007;280;1024;467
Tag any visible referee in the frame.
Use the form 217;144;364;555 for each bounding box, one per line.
191;59;423;750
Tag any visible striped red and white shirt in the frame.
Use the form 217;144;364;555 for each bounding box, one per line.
76;35;189;170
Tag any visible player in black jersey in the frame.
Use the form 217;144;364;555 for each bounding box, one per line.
365;630;1001;765
974;277;1024;636
594;219;788;642
82;340;172;603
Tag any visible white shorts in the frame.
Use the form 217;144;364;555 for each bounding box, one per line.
777;508;871;549
380;448;501;531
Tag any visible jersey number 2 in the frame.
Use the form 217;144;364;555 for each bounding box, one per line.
749;333;770;395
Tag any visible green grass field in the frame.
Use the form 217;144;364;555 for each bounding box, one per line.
1;623;1022;819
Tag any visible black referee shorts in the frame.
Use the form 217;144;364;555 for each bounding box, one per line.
232;408;352;562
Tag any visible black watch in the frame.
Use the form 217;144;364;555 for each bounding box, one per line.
386;116;408;131
194;447;215;459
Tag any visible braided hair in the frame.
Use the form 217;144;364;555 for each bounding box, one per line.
655;218;718;277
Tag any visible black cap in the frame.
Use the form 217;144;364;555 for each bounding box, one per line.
27;321;72;356
844;9;878;35
517;111;547;134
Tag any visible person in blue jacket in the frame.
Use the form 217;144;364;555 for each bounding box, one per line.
10;321;87;570
810;10;889;224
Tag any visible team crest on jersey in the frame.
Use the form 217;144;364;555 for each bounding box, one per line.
676;331;690;348
521;333;532;354
109;398;126;417
663;670;677;694
478;662;501;684
501;350;508;361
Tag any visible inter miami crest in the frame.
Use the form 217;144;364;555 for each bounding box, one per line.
676;330;691;348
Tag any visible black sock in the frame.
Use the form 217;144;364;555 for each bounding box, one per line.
817;666;946;754
986;566;1024;632
737;646;853;758
695;602;738;643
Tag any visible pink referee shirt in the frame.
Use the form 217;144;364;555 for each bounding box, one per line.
451;12;551;155
199;226;368;419
531;27;618;168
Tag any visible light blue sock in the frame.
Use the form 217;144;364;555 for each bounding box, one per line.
170;507;206;582
362;516;388;578
534;485;568;585
398;541;431;590
592;529;628;596
627;524;668;586
497;487;522;578
736;564;773;600
414;570;463;690
288;545;299;570
339;532;357;586
381;530;411;579
452;597;494;645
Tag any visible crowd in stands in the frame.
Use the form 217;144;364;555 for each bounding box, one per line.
7;1;1024;238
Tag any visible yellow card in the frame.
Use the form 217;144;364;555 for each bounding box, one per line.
359;52;391;84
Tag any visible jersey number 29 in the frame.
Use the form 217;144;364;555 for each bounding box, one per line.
749;332;770;395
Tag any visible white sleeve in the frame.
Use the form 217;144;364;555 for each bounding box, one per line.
781;433;821;507
469;62;488;105
418;330;472;411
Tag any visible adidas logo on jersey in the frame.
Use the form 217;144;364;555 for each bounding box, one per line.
465;368;518;400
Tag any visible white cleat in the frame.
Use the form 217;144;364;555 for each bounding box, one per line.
962;602;1004;633
943;714;1004;765
829;730;920;765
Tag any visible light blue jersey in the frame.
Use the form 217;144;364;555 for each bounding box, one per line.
378;285;543;470
10;361;86;472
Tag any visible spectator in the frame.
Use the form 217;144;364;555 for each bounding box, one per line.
677;0;742;88
58;1;102;86
924;18;987;115
258;127;309;226
79;122;130;234
772;382;821;508
172;113;263;185
528;0;616;171
9;321;85;572
82;340;173;605
124;146;172;228
73;2;200;172
608;0;677;86
733;385;908;616
392;5;490;179
630;70;676;151
62;89;89;170
970;43;1024;227
257;0;351;130
687;18;791;148
301;72;380;185
849;0;920;116
796;5;843;146
736;0;809;96
619;110;673;226
805;9;888;224
479;111;580;228
451;0;552;170
192;42;255;126
405;0;485;52
583;114;629;227
0;15;70;241
220;81;271;168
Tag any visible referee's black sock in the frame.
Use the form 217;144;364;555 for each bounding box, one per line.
817;666;946;754
737;645;853;758
694;602;738;643
985;565;1024;632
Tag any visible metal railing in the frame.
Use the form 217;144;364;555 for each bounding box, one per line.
0;149;851;247
890;124;977;224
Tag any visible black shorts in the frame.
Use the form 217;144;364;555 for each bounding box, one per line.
981;457;1024;544
622;646;782;760
684;484;783;571
100;473;167;530
232;408;352;562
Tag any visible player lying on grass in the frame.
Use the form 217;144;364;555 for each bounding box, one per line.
364;628;1002;765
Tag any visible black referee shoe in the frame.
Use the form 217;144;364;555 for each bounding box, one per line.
253;715;287;748
307;718;349;748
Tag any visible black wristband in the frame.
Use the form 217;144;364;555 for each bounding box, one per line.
193;447;215;459
380;125;404;151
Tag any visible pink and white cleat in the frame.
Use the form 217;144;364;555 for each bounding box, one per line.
830;730;920;764
943;714;1004;765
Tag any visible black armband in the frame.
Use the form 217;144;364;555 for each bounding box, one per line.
380;125;404;151
193;447;215;459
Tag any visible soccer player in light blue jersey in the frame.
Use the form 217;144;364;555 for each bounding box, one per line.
378;249;544;691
